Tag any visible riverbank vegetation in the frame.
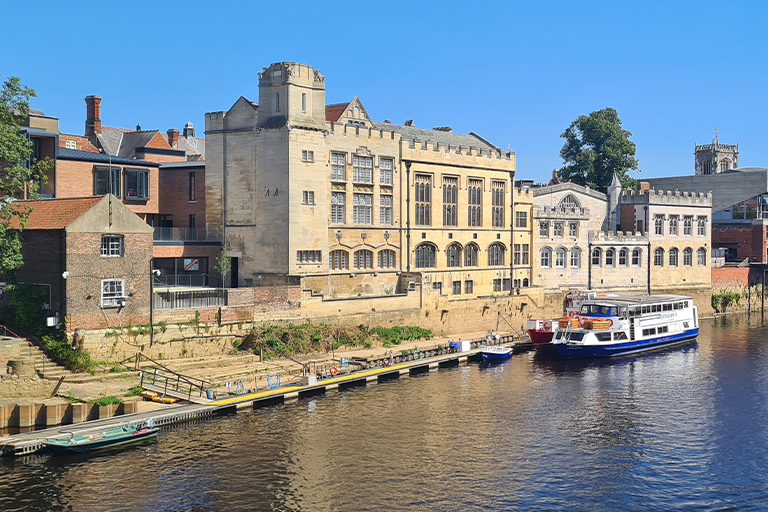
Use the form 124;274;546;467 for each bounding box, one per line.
242;323;433;358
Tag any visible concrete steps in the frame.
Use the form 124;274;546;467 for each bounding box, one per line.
7;340;73;381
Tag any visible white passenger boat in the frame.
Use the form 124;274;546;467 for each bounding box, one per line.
551;294;699;359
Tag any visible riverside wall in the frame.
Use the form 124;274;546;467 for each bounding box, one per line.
69;281;725;361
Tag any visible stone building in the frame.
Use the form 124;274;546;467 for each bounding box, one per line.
694;136;739;175
205;61;517;299
530;179;712;291
9;196;154;330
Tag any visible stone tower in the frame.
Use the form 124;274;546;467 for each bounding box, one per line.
695;136;739;175
606;172;622;232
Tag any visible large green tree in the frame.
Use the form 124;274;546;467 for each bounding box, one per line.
558;107;639;193
0;76;52;273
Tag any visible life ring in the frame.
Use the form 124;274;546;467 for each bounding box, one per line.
329;366;339;376
580;317;587;327
543;321;552;330
607;318;613;327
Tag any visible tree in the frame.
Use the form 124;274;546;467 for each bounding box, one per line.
0;75;52;273
213;249;232;288
558;107;639;193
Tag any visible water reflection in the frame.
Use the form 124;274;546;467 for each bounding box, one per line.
5;317;768;510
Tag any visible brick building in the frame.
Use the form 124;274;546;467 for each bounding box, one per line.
10;196;154;331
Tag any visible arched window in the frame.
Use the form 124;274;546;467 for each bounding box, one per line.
605;248;615;266
559;194;581;209
669;247;679;267
446;243;462;268
522;278;529;287
329;250;348;270
378;250;396;269
415;244;436;269
464;243;479;267
697;247;707;266
619;248;628;266
488;243;506;266
632;248;641;267
703;160;711;174
555;248;566;268
570;248;581;268
591;247;602;266
683;247;693;266
654;247;664;267
540;248;551;268
354;249;373;269
720;159;730;172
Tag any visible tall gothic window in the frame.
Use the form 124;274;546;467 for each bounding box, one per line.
415;174;431;226
632;248;641;266
555;248;565;268
331;153;346;181
415;243;436;268
442;176;458;226
655;215;664;235
654;247;664;266
570;248;580;268
669;247;679;267
492;181;505;227
331;192;345;224
465;243;479;267
468;178;482;227
703;160;711;174
540;248;551;268
697;247;707;266
488;243;506;266
683;247;693;266
605;248;615;266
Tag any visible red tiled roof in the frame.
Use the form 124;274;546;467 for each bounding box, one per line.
325;102;349;122
8;197;102;230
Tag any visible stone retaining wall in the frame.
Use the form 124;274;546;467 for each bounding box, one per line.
0;400;157;429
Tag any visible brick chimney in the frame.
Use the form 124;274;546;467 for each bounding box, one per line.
404;119;414;127
85;95;102;136
167;128;180;149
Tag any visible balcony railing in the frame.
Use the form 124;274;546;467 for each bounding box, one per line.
154;274;210;288
153;289;227;310
153;227;222;243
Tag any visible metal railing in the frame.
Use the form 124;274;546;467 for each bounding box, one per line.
153;227;222;242
154;274;210;288
153;288;227;309
131;353;211;401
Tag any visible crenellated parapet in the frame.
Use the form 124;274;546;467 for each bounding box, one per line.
621;188;713;206
328;121;400;141
404;138;514;161
588;230;649;244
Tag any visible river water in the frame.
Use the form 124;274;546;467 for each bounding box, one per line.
2;315;768;511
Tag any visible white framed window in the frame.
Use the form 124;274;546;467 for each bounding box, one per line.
354;249;373;269
353;193;372;224
592;248;602;266
101;279;125;308
605;248;615;266
65;140;77;149
353;155;373;183
301;150;314;162
380;158;393;185
698;217;706;236
124;168;149;200
101;236;124;257
570;248;580;268
380;195;392;225
329;250;348;270
555;248;565;268
654;247;664;266
297;250;321;263
683;247;693;266
541;248;551;268
619;248;628;266
331;153;346;181
632;248;641;266
669;247;679;266
331;192;345;224
697;247;707;266
302;191;315;205
378;250;396;269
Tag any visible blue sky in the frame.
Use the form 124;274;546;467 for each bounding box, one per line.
4;1;767;183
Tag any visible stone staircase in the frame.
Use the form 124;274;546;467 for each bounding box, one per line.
3;338;73;381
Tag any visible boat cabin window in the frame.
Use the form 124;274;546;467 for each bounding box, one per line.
566;332;585;341
629;307;640;317
613;331;628;341
642;306;650;314
619;306;628;318
642;328;657;336
554;331;562;340
674;302;680;310
596;332;612;341
683;322;690;328
663;303;672;311
658;326;669;334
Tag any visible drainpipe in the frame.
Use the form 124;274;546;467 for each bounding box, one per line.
405;160;411;272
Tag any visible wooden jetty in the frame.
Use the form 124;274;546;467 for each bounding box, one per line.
1;335;531;456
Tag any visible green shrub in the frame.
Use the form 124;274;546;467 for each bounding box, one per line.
90;396;122;406
40;334;95;373
125;386;144;397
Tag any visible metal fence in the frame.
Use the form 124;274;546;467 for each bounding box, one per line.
155;274;210;288
153;227;222;242
153;289;227;309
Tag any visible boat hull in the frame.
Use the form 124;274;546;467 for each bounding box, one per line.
44;427;159;454
554;329;699;360
528;329;556;350
481;348;513;361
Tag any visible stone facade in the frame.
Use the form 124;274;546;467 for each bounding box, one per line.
205;61;517;298
694;137;738;175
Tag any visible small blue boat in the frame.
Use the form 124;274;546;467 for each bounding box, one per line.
44;421;158;454
480;345;513;361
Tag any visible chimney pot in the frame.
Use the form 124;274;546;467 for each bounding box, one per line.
404;119;414;127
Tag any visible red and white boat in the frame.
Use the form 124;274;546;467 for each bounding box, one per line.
528;290;599;354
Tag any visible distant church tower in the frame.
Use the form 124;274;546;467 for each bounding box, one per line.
695;133;739;175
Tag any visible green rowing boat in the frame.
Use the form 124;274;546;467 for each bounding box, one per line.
44;423;159;454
